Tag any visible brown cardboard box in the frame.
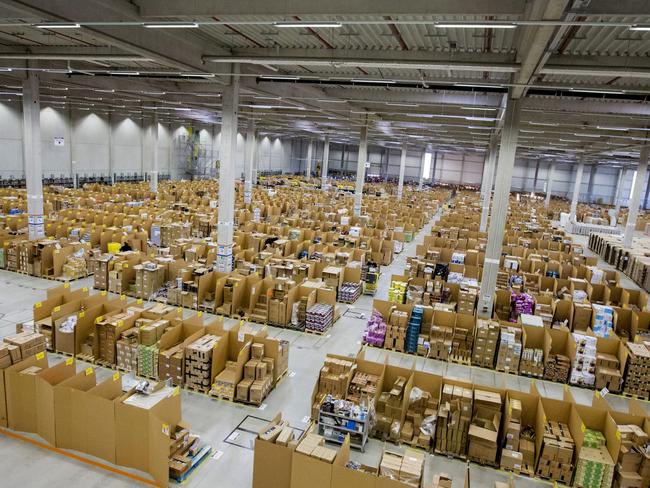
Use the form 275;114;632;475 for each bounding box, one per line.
500;449;523;472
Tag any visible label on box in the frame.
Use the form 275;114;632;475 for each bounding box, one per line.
600;387;609;397
85;367;93;376
65;357;74;366
36;352;45;360
162;423;170;436
113;372;120;381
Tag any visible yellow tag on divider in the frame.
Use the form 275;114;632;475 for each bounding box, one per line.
136;298;143;305
101;291;107;296
113;372;120;381
65;357;74;366
616;429;621;440
36;352;45;360
177;307;182;314
82;287;88;293
96;316;104;323
117;320;124;326
123;263;128;268
54;250;60;255
35;302;42;309
64;283;70;289
543;414;547;423
581;423;586;433
54;306;61;312
85;367;93;376
173;387;180;397
162;423;170;436
594;390;601;398
120;295;126;301
198;311;203;317
563;384;569;392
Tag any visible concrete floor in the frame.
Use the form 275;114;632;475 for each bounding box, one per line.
0;212;648;488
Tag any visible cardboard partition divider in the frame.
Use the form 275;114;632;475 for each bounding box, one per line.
53;365;98;451
84;373;123;463
253;413;300;488
34;358;77;445
5;354;50;433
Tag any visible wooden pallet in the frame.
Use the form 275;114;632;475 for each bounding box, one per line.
434;449;467;461
54;350;74;357
56;273;92;283
76;353;96;364
622;392;650;401
185;385;210;395
305;328;330;335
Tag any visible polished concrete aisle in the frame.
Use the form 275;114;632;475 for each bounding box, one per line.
0;212;648;488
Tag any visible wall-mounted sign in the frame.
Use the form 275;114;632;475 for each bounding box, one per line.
53;136;65;146
364;161;370;168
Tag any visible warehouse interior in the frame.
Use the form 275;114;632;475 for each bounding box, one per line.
1;1;650;488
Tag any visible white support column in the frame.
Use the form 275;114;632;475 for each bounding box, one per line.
305;139;313;178
477;96;521;318
23;72;45;241
613;167;625;220
108;113;114;184
545;161;556;208
418;150;426;190
397;142;407;200
216;64;239;272
479;135;498;232
321;136;330;190
244;119;255;204
150;111;159;193
623;147;650;248
569;157;585;222
353;122;368;216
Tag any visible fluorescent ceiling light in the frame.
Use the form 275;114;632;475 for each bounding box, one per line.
436;23;516;29
254;96;281;100
569;87;625;95
529;121;559;127
275;21;342;28
195;93;219;97
0;68;12;72
35;22;80;29
465;116;497;122
596;126;629;131
559;139;581;143
144;22;199;29
630;24;650;31
520;129;544;133
180;73;215;78
455;83;501;89
172;107;191;111
351;79;396;84
142;91;166;95
386;102;419;107
260;75;299;81
94;88;115;93
573;133;600;138
468;126;493;130
110;71;140;76
318;99;346;103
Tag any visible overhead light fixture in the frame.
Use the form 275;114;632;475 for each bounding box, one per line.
529;121;559;127
573;133;600;138
455;83;501;89
142;90;166;95
468;126;493;130
630;24;650;31
436;23;516;29
465;116;497;122
260;75;300;81
143;22;199;29
351;79;396;84
386;102;419;107
569;87;625;95
180;72;215;78
254;96;281;100
317;99;346;103
275;21;342;28
520;129;544;134
94;88;115;93
596;126;629;131
0;68;12;72
35;22;80;29
110;71;140;76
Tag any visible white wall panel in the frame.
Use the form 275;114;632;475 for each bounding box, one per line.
0;101;23;178
40;106;71;177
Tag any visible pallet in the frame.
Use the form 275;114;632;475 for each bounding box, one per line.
434;449;467;461
95;359;114;368
274;369;288;386
622;392;650;401
245;316;268;326
56;273;91;283
77;354;96;364
185;385;210;395
468;456;498;469
54;350;74;357
305;328;330;335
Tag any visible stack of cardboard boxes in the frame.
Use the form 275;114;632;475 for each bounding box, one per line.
623;343;650;400
450;324;474;364
571;333;597;387
519;347;544;377
295;433;337;464
158;344;185;385
375;377;406;441
457;288;477;315
2;332;46;365
116;328;139;371
535;420;575;483
472;319;499;368
500;398;534;476
573;303;593;332
305;303;334;333
595;352;622;393
496;326;522;373
347;370;379;405
613;424;650;488
401;389;437;450
269;280;294;327
379;449;425;488
384;310;408;352
435;384;472;457
237;343;274;405
544;354;571;383
185;334;220;392
468;389;502;465
312;357;355;418
96;311;135;364
574;429;615;488
428;323;453;360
